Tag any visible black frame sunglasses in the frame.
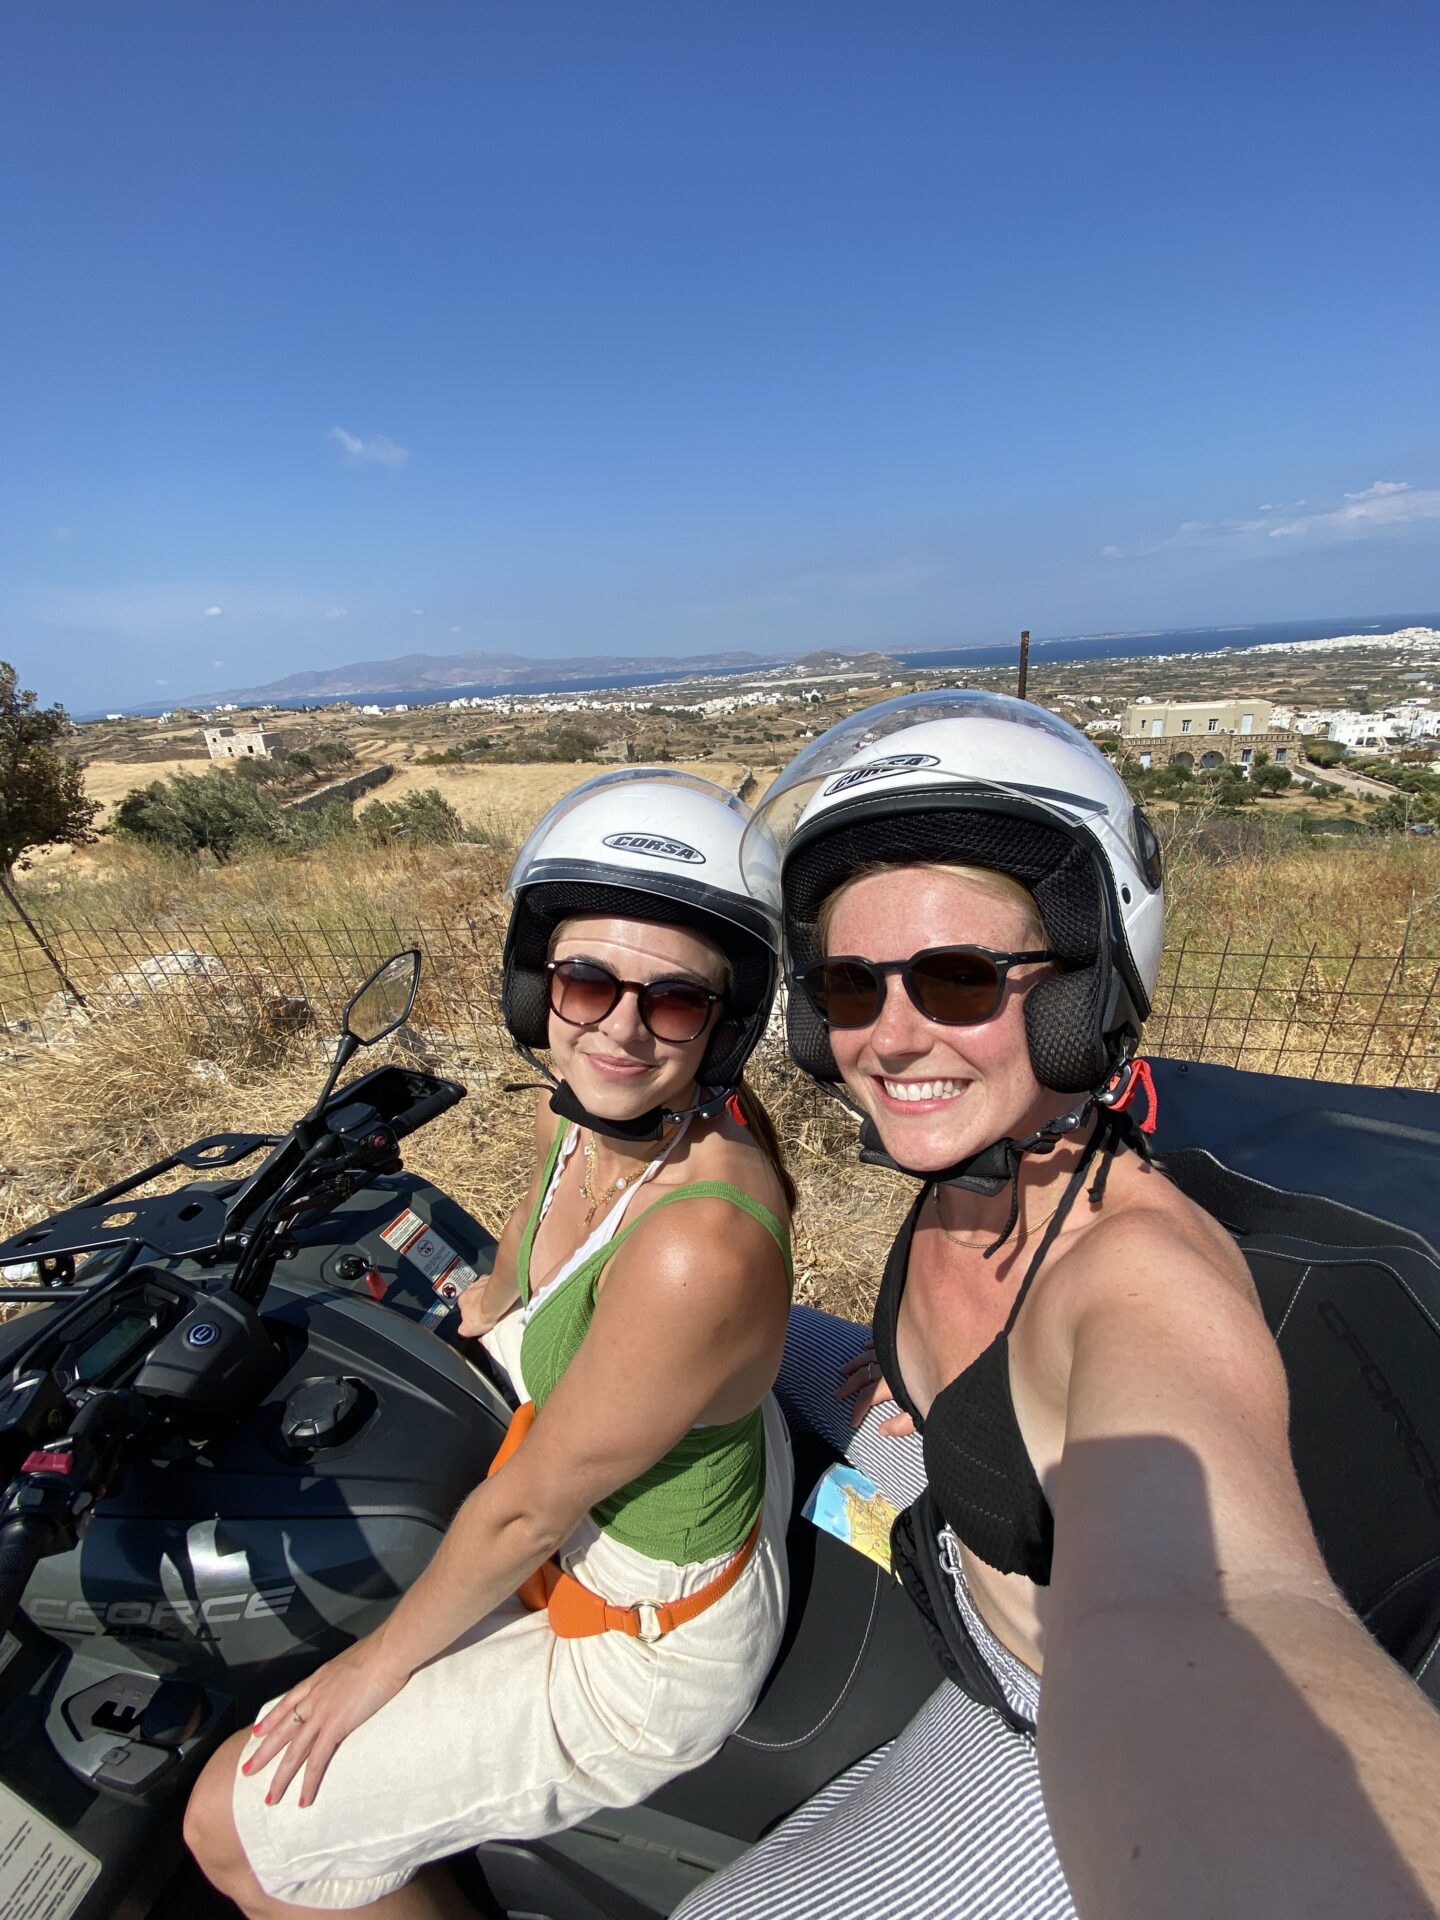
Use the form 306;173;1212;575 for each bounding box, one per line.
545;958;723;1045
793;945;1055;1029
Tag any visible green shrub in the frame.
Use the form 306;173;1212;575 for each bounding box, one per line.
356;788;463;847
1252;764;1293;796
547;727;601;761
113;771;294;863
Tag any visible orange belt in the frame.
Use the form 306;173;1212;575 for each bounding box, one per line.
487;1398;762;1642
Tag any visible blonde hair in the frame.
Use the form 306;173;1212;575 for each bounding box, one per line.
818;861;1045;949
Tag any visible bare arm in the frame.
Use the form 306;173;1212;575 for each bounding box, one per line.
250;1194;787;1805
1038;1217;1440;1919
375;1196;788;1675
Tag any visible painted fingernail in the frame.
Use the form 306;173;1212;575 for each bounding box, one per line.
242;1760;253;1776
264;1793;275;1806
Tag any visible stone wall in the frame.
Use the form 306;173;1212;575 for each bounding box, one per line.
284;763;395;815
1121;728;1303;772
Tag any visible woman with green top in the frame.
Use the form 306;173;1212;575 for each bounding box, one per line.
185;769;795;1917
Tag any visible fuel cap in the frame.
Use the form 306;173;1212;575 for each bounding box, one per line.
281;1376;365;1451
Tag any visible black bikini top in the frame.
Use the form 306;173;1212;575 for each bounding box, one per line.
873;1124;1114;1587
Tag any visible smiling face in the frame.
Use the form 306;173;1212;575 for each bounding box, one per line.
821;865;1056;1170
547;914;727;1121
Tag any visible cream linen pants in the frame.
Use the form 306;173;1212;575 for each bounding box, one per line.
233;1309;792;1910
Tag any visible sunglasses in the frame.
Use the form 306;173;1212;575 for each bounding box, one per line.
546;958;722;1045
794;945;1054;1029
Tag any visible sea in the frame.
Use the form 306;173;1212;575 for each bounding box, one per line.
129;612;1440;719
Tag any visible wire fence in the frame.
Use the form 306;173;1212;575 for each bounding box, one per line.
0;915;1437;1091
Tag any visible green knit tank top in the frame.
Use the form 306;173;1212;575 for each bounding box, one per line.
517;1123;792;1565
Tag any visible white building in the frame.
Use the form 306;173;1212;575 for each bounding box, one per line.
205;726;275;761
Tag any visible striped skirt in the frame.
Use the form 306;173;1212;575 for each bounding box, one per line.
671;1306;1078;1920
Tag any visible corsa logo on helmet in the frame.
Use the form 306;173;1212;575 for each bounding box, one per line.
602;833;705;865
822;754;940;797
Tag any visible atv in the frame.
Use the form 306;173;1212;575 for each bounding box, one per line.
0;951;1434;1919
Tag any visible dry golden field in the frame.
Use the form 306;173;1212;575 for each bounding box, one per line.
0;784;1436;1318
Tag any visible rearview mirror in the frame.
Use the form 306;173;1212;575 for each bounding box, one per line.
344;950;420;1046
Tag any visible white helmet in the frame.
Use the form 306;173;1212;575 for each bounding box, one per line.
503;768;782;1100
743;690;1163;1098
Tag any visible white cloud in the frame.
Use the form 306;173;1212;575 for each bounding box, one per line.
324;606;348;620
1257;503;1274;513
50;526;74;541
328;425;409;468
1345;480;1408;500
204;605;223;617
412;608;424;616
1268;484;1438;541
450;624;462;634
1102;479;1440;559
213;660;224;668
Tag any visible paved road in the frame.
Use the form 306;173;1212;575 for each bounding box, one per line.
1297;756;1397;799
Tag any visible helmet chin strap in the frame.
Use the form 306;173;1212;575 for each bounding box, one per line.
507;1044;735;1143
856;1097;1096;1196
833;1043;1147;1256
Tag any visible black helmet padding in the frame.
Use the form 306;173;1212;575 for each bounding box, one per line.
503;881;775;1089
782;803;1119;1094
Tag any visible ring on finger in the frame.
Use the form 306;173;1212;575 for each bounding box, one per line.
291;1708;305;1725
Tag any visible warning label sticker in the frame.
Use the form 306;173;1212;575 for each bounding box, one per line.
0;1782;99;1918
380;1212;478;1298
434;1260;478;1300
402;1228;459;1285
380;1208;426;1253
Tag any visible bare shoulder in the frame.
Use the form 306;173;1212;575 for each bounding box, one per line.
1066;1154;1254;1301
1027;1155;1275;1390
657;1107;792;1223
606;1180;790;1314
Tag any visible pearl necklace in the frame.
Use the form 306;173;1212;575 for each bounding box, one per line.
580;1128;671;1229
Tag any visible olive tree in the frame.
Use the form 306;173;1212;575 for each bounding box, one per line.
0;663;100;884
0;664;100;1001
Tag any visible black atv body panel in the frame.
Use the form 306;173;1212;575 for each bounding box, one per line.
1148;1057;1440;1253
0;1059;1437;1919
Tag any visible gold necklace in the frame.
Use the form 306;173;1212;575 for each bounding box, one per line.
580;1129;669;1230
927;1181;1065;1250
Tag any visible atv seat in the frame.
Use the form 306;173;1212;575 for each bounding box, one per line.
645;1419;940;1842
1242;1232;1440;1698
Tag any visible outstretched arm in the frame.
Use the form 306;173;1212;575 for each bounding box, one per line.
1038;1218;1440;1919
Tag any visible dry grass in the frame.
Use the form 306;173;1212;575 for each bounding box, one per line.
0;817;1436;1323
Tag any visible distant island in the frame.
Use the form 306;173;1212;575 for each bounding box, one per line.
93;612;1440;719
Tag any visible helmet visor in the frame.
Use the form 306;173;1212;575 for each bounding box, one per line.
740;689;1156;896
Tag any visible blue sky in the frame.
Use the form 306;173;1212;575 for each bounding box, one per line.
3;1;1438;713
